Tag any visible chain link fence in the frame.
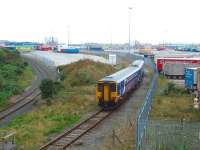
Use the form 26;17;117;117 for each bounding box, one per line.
136;59;158;150
136;58;200;150
140;120;200;150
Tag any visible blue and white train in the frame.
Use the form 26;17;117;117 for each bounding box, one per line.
96;60;144;109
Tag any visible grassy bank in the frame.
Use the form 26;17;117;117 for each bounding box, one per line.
0;49;34;108
150;75;200;121
1;60;117;150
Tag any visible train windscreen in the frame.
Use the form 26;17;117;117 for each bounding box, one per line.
98;83;103;92
110;83;116;92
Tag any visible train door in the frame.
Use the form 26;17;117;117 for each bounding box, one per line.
103;84;110;101
118;83;121;96
121;81;125;95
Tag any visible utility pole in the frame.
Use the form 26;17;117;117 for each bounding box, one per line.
110;26;112;51
128;7;132;54
67;25;70;47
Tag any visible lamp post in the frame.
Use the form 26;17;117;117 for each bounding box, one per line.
67;25;70;47
128;7;132;54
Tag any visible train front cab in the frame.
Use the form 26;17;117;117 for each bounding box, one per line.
96;81;119;109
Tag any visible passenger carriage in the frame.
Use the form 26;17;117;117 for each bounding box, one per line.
96;60;144;109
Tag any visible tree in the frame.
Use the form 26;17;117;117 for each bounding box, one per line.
40;79;54;99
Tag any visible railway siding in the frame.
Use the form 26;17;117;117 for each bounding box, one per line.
0;57;54;125
39;110;112;150
0;60;116;150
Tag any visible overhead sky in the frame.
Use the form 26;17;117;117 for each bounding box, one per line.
0;0;200;44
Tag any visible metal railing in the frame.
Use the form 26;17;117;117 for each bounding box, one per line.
136;59;158;150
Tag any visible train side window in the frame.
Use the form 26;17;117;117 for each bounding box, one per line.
98;83;103;91
110;83;116;92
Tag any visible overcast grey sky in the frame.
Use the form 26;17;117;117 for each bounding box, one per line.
0;0;200;44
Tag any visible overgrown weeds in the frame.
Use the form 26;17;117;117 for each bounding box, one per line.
0;49;34;108
0;60;117;150
150;75;200;121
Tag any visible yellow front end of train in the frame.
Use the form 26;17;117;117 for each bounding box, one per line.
96;81;119;109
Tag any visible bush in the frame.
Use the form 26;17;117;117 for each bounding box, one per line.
40;79;54;99
53;81;63;95
40;79;63;104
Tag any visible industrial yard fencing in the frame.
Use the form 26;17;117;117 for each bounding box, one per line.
139;120;200;150
136;60;158;150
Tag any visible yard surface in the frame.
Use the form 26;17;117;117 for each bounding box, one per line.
150;75;200;121
0;60;118;150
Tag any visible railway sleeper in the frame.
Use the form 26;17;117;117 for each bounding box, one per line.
78;124;91;129
89;118;103;122
67;133;83;137
64;135;79;139
48;145;63;150
55;143;65;146
55;142;70;147
71;129;85;133
58;138;73;143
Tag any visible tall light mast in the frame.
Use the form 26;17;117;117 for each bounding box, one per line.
67;25;70;47
128;7;132;53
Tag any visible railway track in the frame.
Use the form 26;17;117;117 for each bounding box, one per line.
0;88;41;121
39;110;113;150
0;61;51;122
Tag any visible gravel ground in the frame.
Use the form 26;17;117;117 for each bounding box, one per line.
68;75;150;150
23;51;109;67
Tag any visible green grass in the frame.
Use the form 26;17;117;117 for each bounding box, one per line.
0;60;117;150
17;66;34;90
0;49;34;109
150;75;200;121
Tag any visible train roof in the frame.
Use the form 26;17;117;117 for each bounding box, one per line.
157;57;200;61
185;67;200;70
100;60;144;83
130;60;144;68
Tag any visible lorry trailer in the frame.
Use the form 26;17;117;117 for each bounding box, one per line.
164;63;200;79
156;57;200;73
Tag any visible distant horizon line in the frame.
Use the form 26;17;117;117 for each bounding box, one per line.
1;39;200;45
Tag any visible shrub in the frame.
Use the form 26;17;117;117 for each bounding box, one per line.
40;79;63;104
53;81;63;94
40;79;54;99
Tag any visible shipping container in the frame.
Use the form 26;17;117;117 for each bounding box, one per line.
36;45;52;51
3;46;16;51
197;68;200;91
164;63;185;79
88;46;103;51
61;48;79;53
185;67;200;90
16;46;33;51
156;57;200;73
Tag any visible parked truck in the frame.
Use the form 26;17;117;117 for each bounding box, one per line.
164;63;200;79
156;57;200;73
185;67;200;90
